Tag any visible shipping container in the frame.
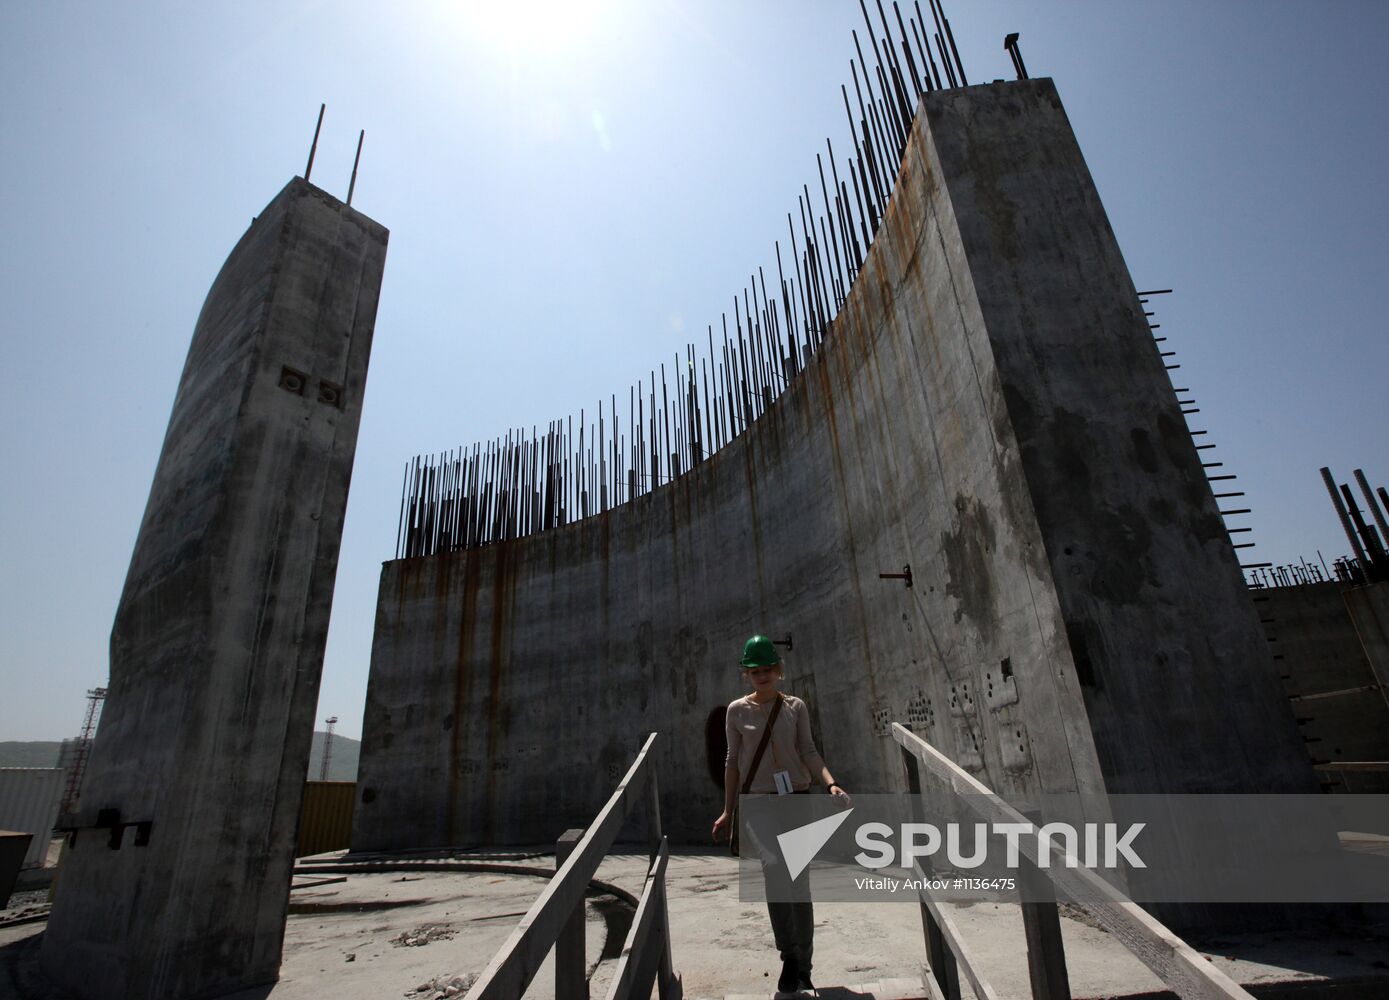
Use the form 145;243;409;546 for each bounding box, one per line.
296;781;356;858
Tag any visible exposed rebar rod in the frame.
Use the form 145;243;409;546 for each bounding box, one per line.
1322;467;1369;568
1354;469;1389;555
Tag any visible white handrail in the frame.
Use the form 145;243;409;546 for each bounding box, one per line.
893;724;1255;1000
465;733;667;1000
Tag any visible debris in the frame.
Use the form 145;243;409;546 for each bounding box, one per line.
405;973;476;996
391;923;457;948
345;953;355;962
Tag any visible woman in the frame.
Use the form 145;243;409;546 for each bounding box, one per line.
712;634;850;995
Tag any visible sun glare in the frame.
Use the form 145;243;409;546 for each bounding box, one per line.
453;0;619;59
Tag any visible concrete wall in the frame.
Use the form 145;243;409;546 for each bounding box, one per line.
354;80;1314;887
1344;581;1389;693
1257;581;1389;777
42;178;387;1000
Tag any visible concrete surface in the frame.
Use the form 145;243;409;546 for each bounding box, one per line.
39;177;388;1000
1252;581;1389;789
5;849;1389;999
354;80;1315;932
1255;584;1379;703
1344;583;1389;697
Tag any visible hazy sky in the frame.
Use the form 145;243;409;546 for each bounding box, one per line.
2;1;1385;743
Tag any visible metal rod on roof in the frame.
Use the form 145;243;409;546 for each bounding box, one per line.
874;0;913;127
734;304;753;419
934;30;956;88
774;242;796;369
817;154;847;303
1322;467;1369;567
395;461;408;559
857;2;898;141
826;140;856;272
850;148;876;242
841;178;863;272
843;95;880;232
924;0;953;85
1342;483;1389;573
818;215;841;311
850;52;891;193
347;129;364;206
867;99;896;197
305;103;325;182
1004;32;1029;80
938;0;967;84
1353;469;1389;551
874;60;907;152
893;2;924;100
737;290;759;412
913;3;943;90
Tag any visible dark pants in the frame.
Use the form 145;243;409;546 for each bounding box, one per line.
767;897;814;971
747;791;815;973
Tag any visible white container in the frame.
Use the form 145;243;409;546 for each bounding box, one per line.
0;768;66;867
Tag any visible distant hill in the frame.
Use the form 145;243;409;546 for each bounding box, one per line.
0;741;62;768
0;732;359;782
307;731;360;782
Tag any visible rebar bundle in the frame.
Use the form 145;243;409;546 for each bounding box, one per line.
397;1;971;560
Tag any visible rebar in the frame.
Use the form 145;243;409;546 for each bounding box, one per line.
393;11;979;559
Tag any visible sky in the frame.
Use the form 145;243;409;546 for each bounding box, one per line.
2;1;1385;744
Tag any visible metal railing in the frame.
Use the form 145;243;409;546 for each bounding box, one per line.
892;723;1255;1000
464;732;681;1000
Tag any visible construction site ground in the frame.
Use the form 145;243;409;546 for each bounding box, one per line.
4;845;1389;999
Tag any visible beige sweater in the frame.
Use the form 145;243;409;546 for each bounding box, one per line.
724;693;825;793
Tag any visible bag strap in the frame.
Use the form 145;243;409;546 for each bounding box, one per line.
740;694;784;794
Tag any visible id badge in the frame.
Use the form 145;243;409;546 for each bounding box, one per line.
773;770;794;795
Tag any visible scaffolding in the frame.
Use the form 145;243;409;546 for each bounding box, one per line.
319;716;338;781
59;687;107;816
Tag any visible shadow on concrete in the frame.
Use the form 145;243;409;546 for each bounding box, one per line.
287;897;430;915
0;930;71;1000
0;928;282;1000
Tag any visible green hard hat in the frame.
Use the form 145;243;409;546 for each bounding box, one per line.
740;634;781;669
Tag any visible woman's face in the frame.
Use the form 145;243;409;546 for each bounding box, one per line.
744;664;781;695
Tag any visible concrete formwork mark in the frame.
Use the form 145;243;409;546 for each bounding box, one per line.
446;550;482;844
483;541;516;844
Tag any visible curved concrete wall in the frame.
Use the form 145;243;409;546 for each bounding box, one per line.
354;81;1313;858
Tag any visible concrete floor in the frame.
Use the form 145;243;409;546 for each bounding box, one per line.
5;847;1389;999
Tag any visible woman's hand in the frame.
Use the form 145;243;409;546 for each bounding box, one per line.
829;784;852;807
712;810;733;842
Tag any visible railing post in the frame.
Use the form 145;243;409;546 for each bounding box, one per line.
648;768;679;998
901;743;961;1000
556;828;588;1000
1019;811;1070;1000
647;760;663;863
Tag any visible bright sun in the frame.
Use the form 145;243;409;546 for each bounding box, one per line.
451;0;619;59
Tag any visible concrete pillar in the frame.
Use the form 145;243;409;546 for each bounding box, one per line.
41;178;387;1000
